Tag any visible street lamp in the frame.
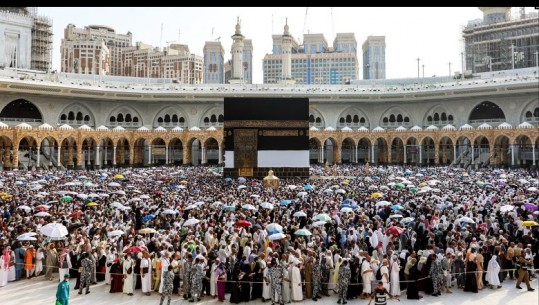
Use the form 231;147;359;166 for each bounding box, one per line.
416;57;420;79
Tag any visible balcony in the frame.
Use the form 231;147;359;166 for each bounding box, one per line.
337;123;369;128
0;117;41;123
202;122;223;128
59;120;94;127
106;121;141;128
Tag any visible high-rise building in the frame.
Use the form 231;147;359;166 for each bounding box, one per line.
61;24;132;75
263;31;358;85
0;7;52;72
203;41;225;84
362;35;386;80
242;39;253;84
463;7;539;73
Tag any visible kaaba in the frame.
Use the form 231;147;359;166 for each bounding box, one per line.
223;97;309;178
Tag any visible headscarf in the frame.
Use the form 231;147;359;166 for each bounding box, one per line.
2;248;10;269
59;248;69;266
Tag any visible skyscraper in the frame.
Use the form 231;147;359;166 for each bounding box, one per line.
362;35;386;80
203;41;225;84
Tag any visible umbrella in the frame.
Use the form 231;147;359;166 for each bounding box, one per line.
260;202;274;210
123;246;145;254
237;177;246;183
385;226;404;236
500;205;514;212
460;217;476;224
294;229;312;236
297;191;308;197
142;214;156;222
60;195;73;202
280;200;292;206
86;202;98;207
340;207;353;213
223;205;236;211
395;183;405;189
335;189;346;194
17;233;37;241
293;211;307;217
375;201;391;207
389;214;403;219
314;213;331;222
371;192;383;198
138;228;156;234
521;221;539;227
224;177;233;182
162;209;178;215
523;204;538;211
269;233;286;241
185;204;198;210
35;211;51;217
312;220;327;227
211;201;223;207
304;184;313;191
34;205;50;211
183;218;200;226
287;185;298;190
77;194;89;200
527;187;538;192
110;202;125;209
390;204;403;210
237;185;247;190
400;217;414;224
114;174;125;179
17;205;32;212
39;223;68;238
242;204;257;211
108;182;121;187
235;220;251;227
410;187;419;193
108;230;125;237
266;223;283;232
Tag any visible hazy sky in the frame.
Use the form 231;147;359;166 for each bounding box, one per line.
39;7;533;84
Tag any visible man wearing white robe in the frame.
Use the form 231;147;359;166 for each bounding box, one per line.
210;259;218;296
485;252;501;288
140;252;152;295
123;255;134;295
105;248;115;285
290;261;302;301
361;256;374;298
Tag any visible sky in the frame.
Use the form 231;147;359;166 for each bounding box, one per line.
39;7;534;84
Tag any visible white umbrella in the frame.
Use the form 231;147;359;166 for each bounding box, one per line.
162;209;177;215
17;234;37;241
389;214;403;219
314;213;332;222
500;205;514;212
108;230;125;237
260;202;274;210
460;217;475;224
335;189;346;194
242;204;257;211
527;187;538;192
39;223;68;238
297;191;308;197
110;202;125;209
250;194;260;198
130;198;142;202
77;194;88;200
108;182;121;187
17;205;32;212
269;233;286;240
185;204;198;210
375;201;391;207
293;211;307;217
183;218;200;226
35;211;51;217
115;190;126;195
312;220;327;227
237;185;247;190
266;223;283;232
287;185;298;190
340;207;353;213
140;194;151;199
211;201;223;207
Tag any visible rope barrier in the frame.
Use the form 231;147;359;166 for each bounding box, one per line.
11;262;537;285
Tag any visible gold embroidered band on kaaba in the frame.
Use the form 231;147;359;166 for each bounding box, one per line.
224;120;309;128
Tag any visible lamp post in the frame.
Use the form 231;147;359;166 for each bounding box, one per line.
422;64;425;79
448;62;451;78
511;44;515;70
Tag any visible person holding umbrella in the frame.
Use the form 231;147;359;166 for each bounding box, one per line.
55;273;70;305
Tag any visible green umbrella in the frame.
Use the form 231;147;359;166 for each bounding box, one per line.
294;229;312;236
60;195;73;202
476;181;485;187
395;183;405;189
410;187;419;193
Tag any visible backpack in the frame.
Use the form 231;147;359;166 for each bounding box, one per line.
376;267;382;280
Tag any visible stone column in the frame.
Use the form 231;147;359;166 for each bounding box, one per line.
95;146;100;169
418;144;422;165
4;146;11;169
129;144;135;165
532;144;536;166
36;146;40;168
371;145;375;164
12;145;18;169
165;144;169;164
320;146;324;163
118;145;125;165
183;145;192;165
112;145;117;166
471;144;475;165
76;144;83;170
511;143;515;166
201;146;207;165
218;145;223;164
57;145;62;168
148;144;152;165
334;144;342;164
403;145;407;164
354;145;358;163
434;143;440;165
453;144;457;163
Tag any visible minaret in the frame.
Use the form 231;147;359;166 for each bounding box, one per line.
279;18;295;84
229;16;245;84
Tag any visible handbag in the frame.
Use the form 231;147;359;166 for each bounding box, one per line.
142;267;149;273
127;266;133;274
55;300;63;305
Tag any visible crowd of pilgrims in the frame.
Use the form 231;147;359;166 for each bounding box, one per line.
0;164;538;304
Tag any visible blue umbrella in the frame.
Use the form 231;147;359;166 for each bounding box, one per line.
343;198;353;204
225;177;233;182
280;200;291;206
391;204;404;210
269;230;282;235
341;204;352;209
238;177;246;183
404;170;412;176
304;184;313;191
372;176;380;181
142;214;156;222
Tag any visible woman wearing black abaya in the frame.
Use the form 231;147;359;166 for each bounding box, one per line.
250;257;263;300
347;257;360;299
423;254;434;295
96;252;107;282
464;255;478;293
134;254;142;290
240;260;252;302
406;258;422;300
229;262;242;304
74;254;83;290
109;258;123;293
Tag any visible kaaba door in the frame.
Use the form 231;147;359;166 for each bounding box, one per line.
234;129;258;168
